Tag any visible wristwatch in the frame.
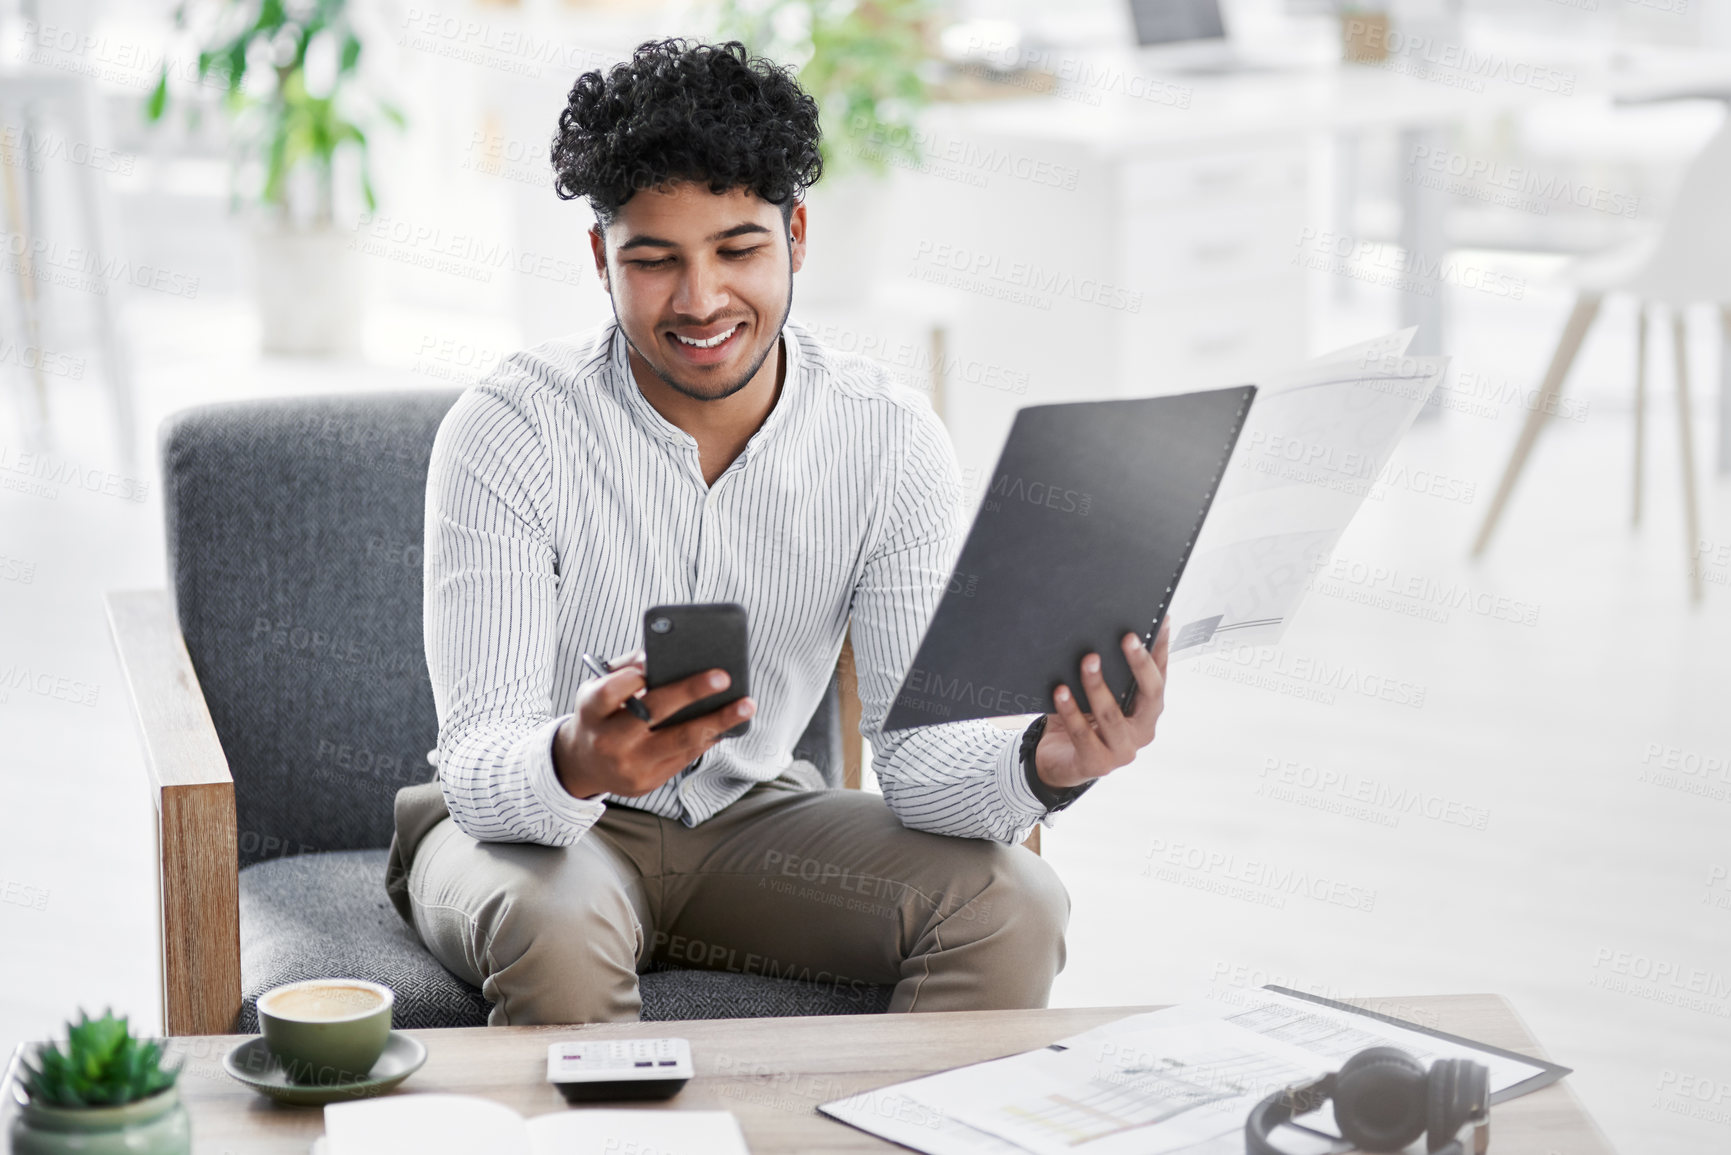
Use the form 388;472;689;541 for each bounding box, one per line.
1019;715;1095;813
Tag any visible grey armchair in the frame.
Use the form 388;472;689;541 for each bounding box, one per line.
106;389;894;1036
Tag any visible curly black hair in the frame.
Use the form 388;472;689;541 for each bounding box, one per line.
551;39;823;226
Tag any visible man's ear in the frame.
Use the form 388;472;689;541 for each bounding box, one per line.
589;224;610;291
788;200;807;275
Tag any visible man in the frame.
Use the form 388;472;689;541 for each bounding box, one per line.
385;38;1171;1025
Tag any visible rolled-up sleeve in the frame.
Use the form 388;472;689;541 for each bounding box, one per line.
423;376;605;846
849;400;1050;844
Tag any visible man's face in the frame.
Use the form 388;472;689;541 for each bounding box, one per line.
590;182;806;402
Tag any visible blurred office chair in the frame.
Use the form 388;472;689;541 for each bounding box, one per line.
104;390;896;1035
1471;114;1731;602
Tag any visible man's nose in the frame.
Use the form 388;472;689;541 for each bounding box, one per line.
671;257;728;318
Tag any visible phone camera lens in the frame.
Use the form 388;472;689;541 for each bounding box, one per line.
650;617;672;634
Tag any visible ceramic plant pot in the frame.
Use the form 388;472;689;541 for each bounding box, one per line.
251;220;366;356
9;1084;191;1155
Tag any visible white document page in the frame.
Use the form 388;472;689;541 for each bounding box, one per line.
323;1096;748;1155
819;1042;1335;1155
525;1109;749;1154
1166;331;1447;658
820;1057;1040;1154
926;1018;1330;1155
324;1094;530;1155
822;1018;1329;1155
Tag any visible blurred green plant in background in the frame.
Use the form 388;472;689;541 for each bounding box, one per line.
714;0;937;180
144;0;404;227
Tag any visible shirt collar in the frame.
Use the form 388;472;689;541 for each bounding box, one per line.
606;319;810;466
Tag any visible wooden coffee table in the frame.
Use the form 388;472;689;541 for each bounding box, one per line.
7;995;1617;1153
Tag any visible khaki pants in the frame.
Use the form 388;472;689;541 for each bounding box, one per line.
397;774;1070;1026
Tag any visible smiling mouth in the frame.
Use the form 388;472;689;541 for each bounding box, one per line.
669;323;744;350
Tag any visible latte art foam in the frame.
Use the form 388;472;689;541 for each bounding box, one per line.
264;984;386;1021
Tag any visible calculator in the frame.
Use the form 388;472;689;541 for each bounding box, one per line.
545;1037;694;1102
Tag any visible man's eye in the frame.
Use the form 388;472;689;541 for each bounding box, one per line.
631;257;674;269
720;247;764;259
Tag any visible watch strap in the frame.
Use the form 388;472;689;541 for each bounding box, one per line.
1019;715;1095;812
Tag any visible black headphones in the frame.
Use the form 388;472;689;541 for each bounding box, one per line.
1245;1047;1490;1155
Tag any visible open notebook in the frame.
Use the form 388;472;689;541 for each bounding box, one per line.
312;1096;748;1155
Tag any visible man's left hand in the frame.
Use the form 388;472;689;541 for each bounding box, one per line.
1033;619;1171;790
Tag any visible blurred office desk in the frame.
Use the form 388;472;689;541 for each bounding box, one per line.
894;64;1533;479
1507;42;1731;107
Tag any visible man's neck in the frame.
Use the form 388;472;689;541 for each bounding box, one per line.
627;336;786;488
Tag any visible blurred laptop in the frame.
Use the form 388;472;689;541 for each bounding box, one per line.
1127;0;1291;74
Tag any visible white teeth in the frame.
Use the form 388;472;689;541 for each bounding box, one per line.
672;325;738;349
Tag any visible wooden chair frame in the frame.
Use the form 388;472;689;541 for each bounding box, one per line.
107;589;243;1037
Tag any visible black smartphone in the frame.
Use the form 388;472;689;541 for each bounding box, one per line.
642;602;751;737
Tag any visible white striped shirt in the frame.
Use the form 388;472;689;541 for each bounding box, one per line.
424;318;1051;848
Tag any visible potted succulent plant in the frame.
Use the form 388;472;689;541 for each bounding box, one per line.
144;0;404;356
9;1010;189;1155
714;0;935;303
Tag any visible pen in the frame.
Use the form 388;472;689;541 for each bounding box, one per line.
580;652;653;722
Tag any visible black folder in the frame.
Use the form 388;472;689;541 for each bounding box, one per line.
884;385;1256;731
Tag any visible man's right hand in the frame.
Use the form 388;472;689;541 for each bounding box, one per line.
552;648;755;800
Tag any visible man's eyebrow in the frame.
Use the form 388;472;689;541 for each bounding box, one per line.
615;222;774;253
616;233;677;253
711;222;773;241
